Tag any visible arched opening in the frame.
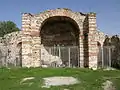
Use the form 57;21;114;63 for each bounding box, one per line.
16;42;22;67
103;36;120;68
40;16;80;67
97;42;102;67
40;16;79;46
111;36;120;69
102;37;112;68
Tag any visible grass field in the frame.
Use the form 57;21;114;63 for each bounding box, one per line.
0;67;120;90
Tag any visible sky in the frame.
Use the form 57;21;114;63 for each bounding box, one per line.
0;0;120;35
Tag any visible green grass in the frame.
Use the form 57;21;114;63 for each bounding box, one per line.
0;67;120;90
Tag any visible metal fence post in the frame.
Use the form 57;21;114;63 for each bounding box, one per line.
68;47;70;67
101;47;104;68
58;45;61;59
49;47;51;61
109;47;111;67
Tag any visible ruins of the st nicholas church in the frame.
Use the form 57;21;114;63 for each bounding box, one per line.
0;8;119;69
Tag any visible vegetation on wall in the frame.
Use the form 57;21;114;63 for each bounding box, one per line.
0;21;20;37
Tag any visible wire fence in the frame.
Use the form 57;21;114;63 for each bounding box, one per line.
98;46;115;68
0;45;119;68
40;46;79;67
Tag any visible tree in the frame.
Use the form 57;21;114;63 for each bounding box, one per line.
0;21;20;37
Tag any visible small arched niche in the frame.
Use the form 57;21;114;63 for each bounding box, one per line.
16;42;22;66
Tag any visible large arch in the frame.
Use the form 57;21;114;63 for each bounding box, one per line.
40;16;80;67
40;16;80;46
22;8;89;67
34;9;83;31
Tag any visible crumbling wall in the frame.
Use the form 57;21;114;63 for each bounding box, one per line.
103;35;120;68
0;37;7;66
22;8;86;67
1;8;117;69
96;30;106;46
0;31;22;67
22;8;102;69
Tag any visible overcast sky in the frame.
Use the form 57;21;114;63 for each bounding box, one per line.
0;0;120;35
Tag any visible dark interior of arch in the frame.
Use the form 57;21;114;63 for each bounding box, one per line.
16;42;22;67
103;36;120;69
40;16;79;46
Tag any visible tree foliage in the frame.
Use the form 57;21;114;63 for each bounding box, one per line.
0;21;20;37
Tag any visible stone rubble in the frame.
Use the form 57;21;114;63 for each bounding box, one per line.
102;80;116;90
20;77;35;84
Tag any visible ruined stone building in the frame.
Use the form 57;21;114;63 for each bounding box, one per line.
0;8;120;69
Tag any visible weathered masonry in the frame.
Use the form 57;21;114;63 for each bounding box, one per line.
2;8;120;69
21;8;105;68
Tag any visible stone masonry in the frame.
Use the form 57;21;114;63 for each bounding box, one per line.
21;8;104;68
0;31;22;66
1;8;117;69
